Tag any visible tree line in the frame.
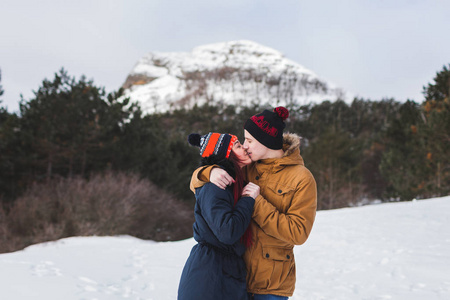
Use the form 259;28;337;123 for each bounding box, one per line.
0;66;449;212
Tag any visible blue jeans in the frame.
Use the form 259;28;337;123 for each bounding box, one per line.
251;294;288;300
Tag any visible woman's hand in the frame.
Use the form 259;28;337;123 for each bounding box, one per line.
210;167;235;189
242;182;260;199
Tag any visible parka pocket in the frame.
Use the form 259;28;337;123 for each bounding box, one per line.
221;257;247;299
222;256;246;282
267;182;294;196
266;182;295;212
261;246;295;290
262;246;294;262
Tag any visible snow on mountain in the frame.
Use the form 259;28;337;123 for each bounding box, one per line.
1;196;449;300
122;40;347;114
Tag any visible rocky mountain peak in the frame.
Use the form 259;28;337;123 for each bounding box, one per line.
122;40;346;114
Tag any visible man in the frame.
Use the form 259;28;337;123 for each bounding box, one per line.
190;107;317;299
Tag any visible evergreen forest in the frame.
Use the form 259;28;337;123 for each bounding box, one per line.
0;66;448;252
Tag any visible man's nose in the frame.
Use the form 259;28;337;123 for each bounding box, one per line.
243;142;248;149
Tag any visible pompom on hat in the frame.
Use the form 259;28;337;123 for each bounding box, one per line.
244;106;289;150
188;132;238;160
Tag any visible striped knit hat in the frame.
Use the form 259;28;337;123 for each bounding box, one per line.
188;132;238;160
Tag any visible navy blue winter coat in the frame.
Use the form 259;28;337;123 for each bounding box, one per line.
178;182;255;300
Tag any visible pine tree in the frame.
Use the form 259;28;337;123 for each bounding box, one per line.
380;64;450;200
419;64;450;197
18;69;135;181
380;100;424;200
0;69;23;203
423;64;450;102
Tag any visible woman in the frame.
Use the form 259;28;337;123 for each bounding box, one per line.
178;132;259;300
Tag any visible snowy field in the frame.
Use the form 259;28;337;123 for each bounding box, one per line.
1;196;449;300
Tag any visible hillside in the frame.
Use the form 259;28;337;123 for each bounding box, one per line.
1;196;449;299
122;40;346;114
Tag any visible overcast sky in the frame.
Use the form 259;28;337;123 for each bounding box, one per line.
1;0;449;112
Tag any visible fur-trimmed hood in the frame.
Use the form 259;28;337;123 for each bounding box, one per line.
282;132;301;158
279;132;304;168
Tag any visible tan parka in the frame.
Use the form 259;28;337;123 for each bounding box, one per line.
190;133;317;297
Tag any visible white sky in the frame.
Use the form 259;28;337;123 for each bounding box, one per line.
1;0;449;112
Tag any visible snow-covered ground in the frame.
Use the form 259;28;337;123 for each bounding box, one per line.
1;196;449;300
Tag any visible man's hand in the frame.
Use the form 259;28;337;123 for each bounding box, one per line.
242;182;260;199
210;168;235;189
